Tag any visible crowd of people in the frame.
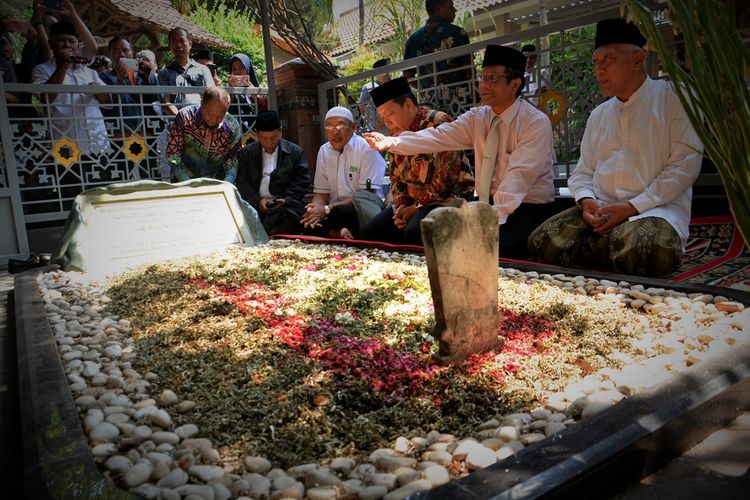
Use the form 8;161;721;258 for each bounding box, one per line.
0;0;703;278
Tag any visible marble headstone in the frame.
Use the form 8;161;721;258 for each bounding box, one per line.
421;200;502;363
53;179;268;276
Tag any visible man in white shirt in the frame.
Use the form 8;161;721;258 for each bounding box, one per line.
302;106;386;239
528;18;702;277
236;111;311;235
365;45;556;258
32;20;111;157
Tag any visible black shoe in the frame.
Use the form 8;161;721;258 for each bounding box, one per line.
8;253;43;274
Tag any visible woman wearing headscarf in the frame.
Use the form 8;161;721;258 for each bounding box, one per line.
227;52;267;142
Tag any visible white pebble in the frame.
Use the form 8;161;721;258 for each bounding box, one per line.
89;422;120;442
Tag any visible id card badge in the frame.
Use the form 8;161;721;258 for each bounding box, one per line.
348;164;358;181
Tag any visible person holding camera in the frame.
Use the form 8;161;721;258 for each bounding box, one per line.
227;52;268;139
32;20;111;156
236;111;311;235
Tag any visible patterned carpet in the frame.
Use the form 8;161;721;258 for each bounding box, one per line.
669;215;750;290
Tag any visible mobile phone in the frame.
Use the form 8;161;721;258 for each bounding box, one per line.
229;74;249;86
207;63;217;76
43;0;63;9
120;58;137;70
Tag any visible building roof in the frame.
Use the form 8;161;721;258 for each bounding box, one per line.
101;0;233;50
328;0;507;56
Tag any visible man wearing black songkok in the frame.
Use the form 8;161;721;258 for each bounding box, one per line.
528;18;702;277
236;111;311;235
364;45;556;258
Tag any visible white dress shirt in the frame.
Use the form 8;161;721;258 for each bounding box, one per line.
32;60;111;155
388;99;555;224
259;148;278;198
568;77;702;245
314;134;386;203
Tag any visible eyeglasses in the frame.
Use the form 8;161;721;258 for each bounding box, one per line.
477;73;509;84
324;123;350;132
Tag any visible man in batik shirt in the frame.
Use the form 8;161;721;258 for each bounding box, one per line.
166;87;242;183
360;77;470;245
403;0;471;86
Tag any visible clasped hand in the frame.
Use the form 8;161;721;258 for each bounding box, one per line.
580;199;637;234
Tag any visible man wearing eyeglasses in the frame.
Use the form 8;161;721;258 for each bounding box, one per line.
301;106;386;239
365;45;555;258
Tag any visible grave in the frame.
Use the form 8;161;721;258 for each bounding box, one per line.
52;179;268;276
421;200;503;362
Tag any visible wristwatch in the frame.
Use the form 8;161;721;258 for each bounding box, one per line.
324;205;331;216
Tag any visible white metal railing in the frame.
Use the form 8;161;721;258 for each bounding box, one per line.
0;82;267;223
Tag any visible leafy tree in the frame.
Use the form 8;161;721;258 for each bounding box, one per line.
187;0;266;83
342;46;382;98
625;0;750;245
372;0;425;60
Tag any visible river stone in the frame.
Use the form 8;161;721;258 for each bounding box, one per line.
369;472;398;489
157;467;189;488
375;455;418;473
287;463;318;478
273;478;305;499
175;484;216;499
104;454;132;474
159;389;178;406
421;201;502;362
422;464;450;486
396;469;421;486
146;409;172;428
307;487;338;500
175;423;199;440
329;457;356;475
150;460;171;481
183;438;213;453
159;489;181;500
384;479;433;500
201;447;221;465
210;482;232;500
244;473;271;499
92;443;117;457
244;455;272;474
393;436;411;453
84;409;104;431
466;445;496;470
422;450;452;466
124;462;153;487
494;425;519;442
189;464;224;483
151;431;180;445
305;468;341;488
545;421;567;436
89;422;120;442
358;485;389;500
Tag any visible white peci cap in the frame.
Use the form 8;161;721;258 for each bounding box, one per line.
325;106;354;122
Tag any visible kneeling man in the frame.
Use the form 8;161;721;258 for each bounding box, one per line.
301;106;386;238
360;77;468;245
528;18;702;277
236;111;311;235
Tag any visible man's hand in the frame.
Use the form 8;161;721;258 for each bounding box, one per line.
363;132;397;152
301;203;326;228
114;60;130;84
579;198;607;229
593;202;638;234
393;204;417;230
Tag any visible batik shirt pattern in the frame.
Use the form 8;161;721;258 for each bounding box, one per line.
166;105;242;183
389;106;466;207
404;16;471;84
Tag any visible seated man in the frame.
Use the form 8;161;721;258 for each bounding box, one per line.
527;19;702;277
166;87;242;183
301;106;386;239
365;45;556;258
236;111;311;235
360;77;468;245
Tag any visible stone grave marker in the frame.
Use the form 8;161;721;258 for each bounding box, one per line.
53;179;268;276
421;200;502;363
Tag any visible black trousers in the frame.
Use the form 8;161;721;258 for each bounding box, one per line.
501;202;557;259
304;203;360;238
360;204;441;245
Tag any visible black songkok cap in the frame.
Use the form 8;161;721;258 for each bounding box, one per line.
594;18;647;49
193;49;213;61
369;77;413;107
482;45;526;74
50;21;78;38
372;58;390;69
255;110;281;131
521;44;536;54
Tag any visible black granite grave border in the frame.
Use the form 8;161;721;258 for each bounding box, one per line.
12;262;750;499
14;268;137;499
415;340;750;499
